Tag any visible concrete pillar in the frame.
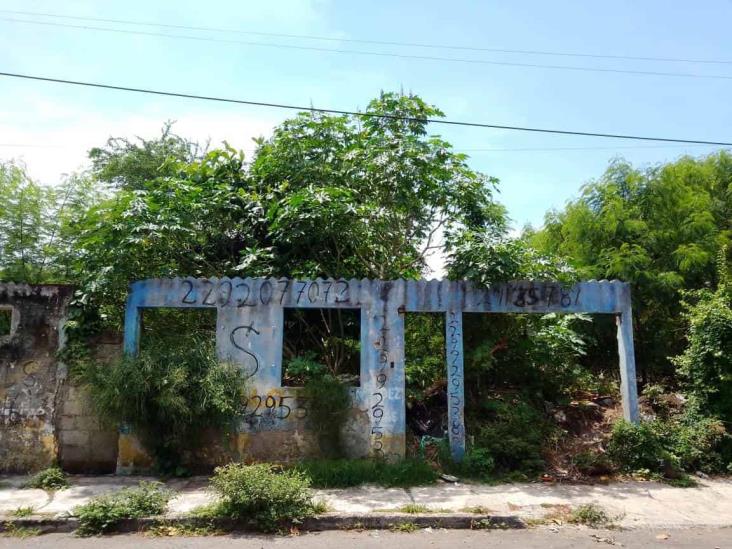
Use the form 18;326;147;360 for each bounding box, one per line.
445;307;466;461
617;304;639;423
362;280;405;460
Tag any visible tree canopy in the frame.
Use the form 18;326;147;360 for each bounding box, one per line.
2;92;506;323
530;153;732;377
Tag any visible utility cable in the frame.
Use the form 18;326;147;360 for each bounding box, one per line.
3;8;732;66
3;17;732;81
2;71;731;146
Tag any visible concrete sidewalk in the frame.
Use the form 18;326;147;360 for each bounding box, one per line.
1;475;731;529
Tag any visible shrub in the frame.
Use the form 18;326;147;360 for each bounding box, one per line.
657;409;730;473
606;420;677;475
470;397;551;474
209;463;317;530
26;466;68;490
76;335;247;474
608;413;731;477
444;447;496;481
572;450;613;476
296;458;437;488
74;481;172;536
673;273;732;424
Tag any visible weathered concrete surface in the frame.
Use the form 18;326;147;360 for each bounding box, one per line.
1;476;731;529
0;284;119;474
56;334;121;473
0;284;73;472
5;528;732;549
122;277;639;470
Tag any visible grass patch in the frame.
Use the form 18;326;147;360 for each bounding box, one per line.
2;522;41;538
74;481;173;536
396;503;430;514
390;522;419;533
462;505;493;514
568;504;611;528
294;459;437;488
26;466;68;491
11;506;34;518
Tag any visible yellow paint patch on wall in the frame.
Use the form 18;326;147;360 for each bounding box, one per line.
117;433;154;473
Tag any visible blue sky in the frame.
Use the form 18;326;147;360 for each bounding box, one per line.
1;0;731;233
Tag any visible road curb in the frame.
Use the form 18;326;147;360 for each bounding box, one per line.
0;512;526;534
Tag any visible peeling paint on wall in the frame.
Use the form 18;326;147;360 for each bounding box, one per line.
0;283;73;472
122;277;639;471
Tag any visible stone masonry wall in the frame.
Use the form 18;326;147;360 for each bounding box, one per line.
56;334;121;473
0;283;73;472
0;284;119;473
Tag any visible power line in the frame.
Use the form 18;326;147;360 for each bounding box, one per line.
2;70;732;146
0;143;721;152
463;144;721;152
3;8;732;67
4;16;732;81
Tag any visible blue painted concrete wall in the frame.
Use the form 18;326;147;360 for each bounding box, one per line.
123;278;639;462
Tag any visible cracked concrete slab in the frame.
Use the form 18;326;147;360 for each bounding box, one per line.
1;475;731;528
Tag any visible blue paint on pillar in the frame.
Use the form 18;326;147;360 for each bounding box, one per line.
446;307;466;462
120;277;641;458
123;295;142;356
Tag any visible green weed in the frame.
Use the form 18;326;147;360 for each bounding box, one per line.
2;522;41;538
568;504;610;527
11;506;34;518
74;481;172;536
396;504;430;514
26;466;68;491
390;521;419;533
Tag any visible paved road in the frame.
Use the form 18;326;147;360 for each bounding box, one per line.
2;527;731;548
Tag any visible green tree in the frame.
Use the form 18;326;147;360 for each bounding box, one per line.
72;92;508;325
0;161;48;282
530;153;732;379
673;251;732;423
71;147;268;315
251;92;506;279
89;122;204;191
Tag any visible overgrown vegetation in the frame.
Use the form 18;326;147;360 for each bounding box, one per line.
2;91;732;482
75;333;247;475
286;357;353;458
295;458;438;488
673;251;732;425
74;481;172;536
26;466;68;490
204;463;320;531
603;255;732;481
608;413;731;479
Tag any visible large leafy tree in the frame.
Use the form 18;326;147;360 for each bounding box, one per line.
251;92;505;279
71;92;507;322
530;153;732;379
71;147;268;312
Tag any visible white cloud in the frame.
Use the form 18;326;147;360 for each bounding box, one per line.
0;95;284;184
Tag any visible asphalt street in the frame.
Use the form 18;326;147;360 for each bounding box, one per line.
2;527;731;548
